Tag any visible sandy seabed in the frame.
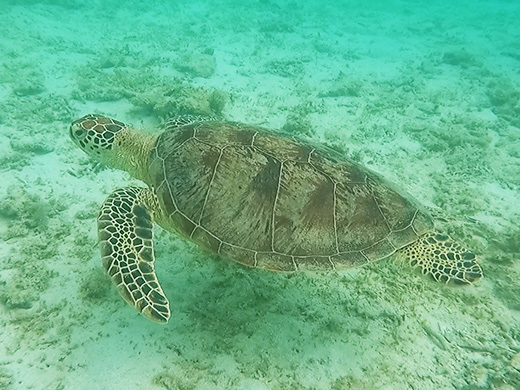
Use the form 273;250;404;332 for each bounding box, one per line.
0;1;519;389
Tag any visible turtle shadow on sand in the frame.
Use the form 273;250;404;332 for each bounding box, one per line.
153;248;393;377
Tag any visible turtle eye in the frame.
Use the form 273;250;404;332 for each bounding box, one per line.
75;128;86;139
70;123;87;141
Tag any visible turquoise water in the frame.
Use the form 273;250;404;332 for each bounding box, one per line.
0;0;519;389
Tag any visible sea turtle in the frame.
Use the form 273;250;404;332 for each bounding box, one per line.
69;113;482;323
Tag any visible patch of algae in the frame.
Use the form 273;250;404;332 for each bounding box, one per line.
441;49;480;69
0;123;56;177
173;51;217;78
0;186;63;309
0;185;64;239
486;77;520;128
0;184;95;357
486;229;520;312
282;110;313;138
0;92;73;125
0;257;55;310
153;371;198;390
317;72;364;98
281;98;328;138
0;55;46;97
73;66;226;118
0;55;74;125
0;153;31;172
0;367;13;390
79;267;111;304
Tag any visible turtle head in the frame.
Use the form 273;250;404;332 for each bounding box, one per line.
69;114;127;160
70;113;156;182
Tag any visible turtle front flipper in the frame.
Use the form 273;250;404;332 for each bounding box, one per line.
399;232;483;284
98;187;170;323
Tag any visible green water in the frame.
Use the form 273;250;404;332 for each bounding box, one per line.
0;1;519;389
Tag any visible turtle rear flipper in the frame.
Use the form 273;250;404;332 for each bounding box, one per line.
400;232;483;284
98;187;170;323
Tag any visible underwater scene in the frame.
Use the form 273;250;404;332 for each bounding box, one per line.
0;0;519;389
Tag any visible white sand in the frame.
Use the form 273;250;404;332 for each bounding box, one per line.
0;1;519;389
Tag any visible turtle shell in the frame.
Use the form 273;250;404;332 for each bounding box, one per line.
147;121;433;271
